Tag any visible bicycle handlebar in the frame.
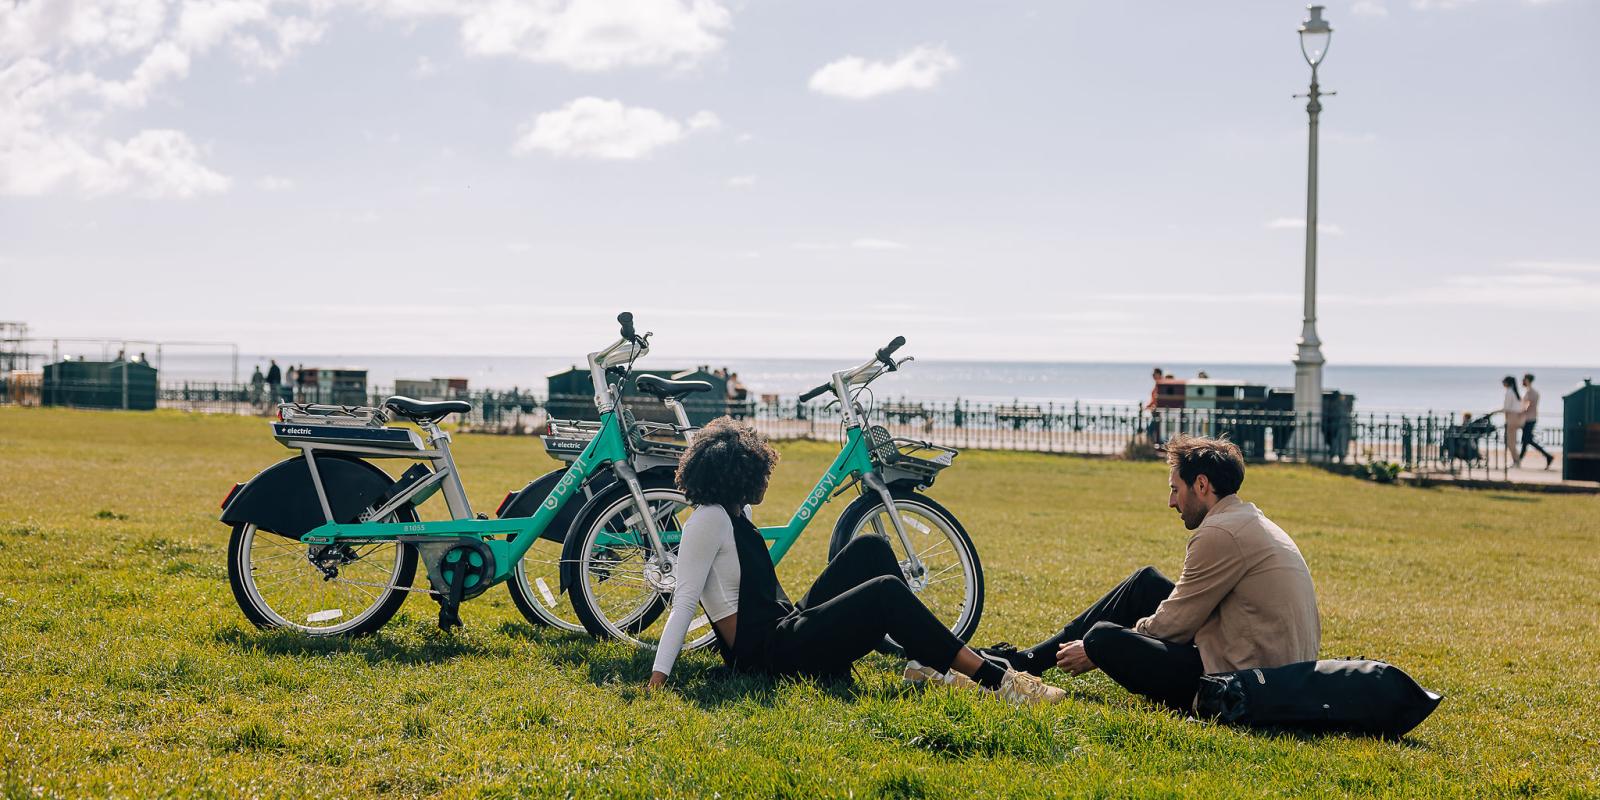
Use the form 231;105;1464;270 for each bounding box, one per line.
876;336;906;366
798;382;832;403
618;312;636;343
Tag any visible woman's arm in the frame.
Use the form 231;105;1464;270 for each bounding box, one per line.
648;507;726;682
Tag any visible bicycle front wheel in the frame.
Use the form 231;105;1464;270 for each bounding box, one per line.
829;491;984;648
569;486;717;652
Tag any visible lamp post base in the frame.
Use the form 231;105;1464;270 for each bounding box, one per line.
1291;336;1325;461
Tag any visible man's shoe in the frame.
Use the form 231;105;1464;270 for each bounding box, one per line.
977;642;1045;676
994;669;1066;706
1546;454;1554;470
903;661;977;688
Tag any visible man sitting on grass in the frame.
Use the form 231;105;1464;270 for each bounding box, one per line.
981;434;1320;711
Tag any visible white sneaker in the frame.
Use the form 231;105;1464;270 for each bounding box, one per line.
994;669;1066;706
902;661;977;688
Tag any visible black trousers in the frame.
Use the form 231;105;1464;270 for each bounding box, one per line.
1023;566;1204;711
762;536;966;680
1520;419;1552;461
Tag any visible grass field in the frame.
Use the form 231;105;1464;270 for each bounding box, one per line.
1;407;1597;799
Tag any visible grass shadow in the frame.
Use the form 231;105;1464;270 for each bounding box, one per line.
1484;493;1541;503
213;624;518;665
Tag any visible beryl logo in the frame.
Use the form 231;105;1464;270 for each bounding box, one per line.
542;469;583;511
796;473;838;520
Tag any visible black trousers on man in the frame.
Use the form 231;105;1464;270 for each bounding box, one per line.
1520;419;1552;462
1011;566;1204;711
760;536;966;680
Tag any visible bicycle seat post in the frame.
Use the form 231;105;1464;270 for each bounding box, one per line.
417;419;472;520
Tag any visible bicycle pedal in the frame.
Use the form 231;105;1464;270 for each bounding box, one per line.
437;605;463;630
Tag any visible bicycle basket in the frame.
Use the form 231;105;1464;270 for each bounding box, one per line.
867;425;958;487
628;418;690;461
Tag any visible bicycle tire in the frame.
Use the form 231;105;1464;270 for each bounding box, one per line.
568;484;717;652
828;490;984;653
227;521;418;637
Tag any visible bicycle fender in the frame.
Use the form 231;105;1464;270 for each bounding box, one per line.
498;467;618;545
219;454;397;538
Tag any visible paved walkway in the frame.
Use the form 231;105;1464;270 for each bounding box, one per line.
1406;453;1600;493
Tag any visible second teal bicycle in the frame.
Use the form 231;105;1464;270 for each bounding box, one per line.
566;336;985;655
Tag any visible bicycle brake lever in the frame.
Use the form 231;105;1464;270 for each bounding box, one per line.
890;356;914;371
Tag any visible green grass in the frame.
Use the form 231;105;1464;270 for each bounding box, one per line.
1;407;1597;799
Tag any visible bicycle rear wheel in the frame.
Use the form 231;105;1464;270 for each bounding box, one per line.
228;522;417;637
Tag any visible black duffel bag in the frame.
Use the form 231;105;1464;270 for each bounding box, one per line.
1193;659;1443;738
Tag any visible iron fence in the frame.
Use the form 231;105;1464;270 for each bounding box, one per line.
754;399;1562;478
4;380;1564;479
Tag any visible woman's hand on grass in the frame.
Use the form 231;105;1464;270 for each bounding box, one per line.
647;671;668;691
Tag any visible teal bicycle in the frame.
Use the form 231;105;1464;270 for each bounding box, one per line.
567;337;985;654
220;313;700;636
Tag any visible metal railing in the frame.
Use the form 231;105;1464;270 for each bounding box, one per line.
3;380;1564;479
741;399;1562;479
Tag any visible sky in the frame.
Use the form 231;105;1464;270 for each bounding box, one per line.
2;0;1597;369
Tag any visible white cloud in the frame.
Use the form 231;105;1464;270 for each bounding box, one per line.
1267;217;1345;235
809;44;958;100
1352;1;1390;16
385;0;733;72
2;0;734;198
256;174;294;190
512;97;718;160
0;0;323;199
725;174;757;188
412;55;438;77
852;237;908;250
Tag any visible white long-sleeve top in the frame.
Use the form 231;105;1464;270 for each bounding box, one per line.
1503;388;1522;418
651;504;746;676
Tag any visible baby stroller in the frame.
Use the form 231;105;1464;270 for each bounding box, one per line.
1440;414;1496;478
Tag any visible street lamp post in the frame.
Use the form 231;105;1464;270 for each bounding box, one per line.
1293;5;1332;458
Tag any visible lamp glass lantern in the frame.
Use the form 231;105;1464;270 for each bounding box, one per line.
1299;5;1333;67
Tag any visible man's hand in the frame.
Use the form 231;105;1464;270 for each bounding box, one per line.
1056;641;1097;675
646;671;668;691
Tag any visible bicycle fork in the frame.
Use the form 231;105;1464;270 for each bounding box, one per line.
610;461;677;592
862;472;928;586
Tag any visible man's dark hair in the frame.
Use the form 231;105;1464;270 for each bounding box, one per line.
675;417;780;509
1524;373;1535;383
1165;434;1245;497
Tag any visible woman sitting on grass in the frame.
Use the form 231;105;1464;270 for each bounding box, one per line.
646;417;1063;706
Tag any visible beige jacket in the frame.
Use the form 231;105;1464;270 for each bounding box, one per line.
1134;495;1320;673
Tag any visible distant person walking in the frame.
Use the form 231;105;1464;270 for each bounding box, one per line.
249;366;265;411
1146;367;1166;445
285;364;299;403
1500;376;1523;468
266;360;282;405
1519;373;1554;470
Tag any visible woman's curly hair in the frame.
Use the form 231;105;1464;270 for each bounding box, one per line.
675;417;780;509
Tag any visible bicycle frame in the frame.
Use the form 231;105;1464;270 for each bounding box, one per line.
292;323;669;588
296;406;632;584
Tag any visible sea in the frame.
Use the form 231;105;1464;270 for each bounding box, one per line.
149;354;1597;425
